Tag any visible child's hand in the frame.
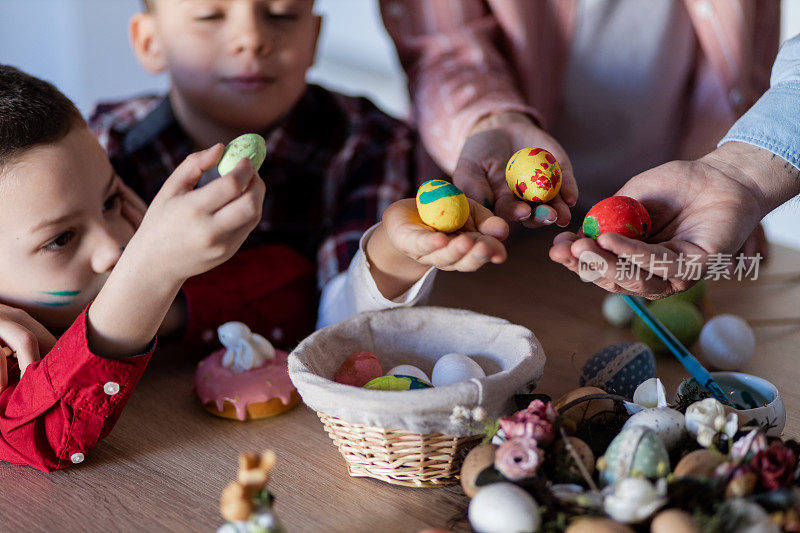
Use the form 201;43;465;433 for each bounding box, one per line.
128;144;265;282
0;304;57;391
383;197;508;271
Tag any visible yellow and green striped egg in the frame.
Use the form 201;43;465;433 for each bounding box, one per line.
415;179;470;233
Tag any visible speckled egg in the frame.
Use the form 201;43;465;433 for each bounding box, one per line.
468;482;541;533
460;443;498;498
597;426;670;485
579;342;655;399
217;133;267;175
672;449;725;478
431;353;485;387
415;179;470;233
386;364;430;383
565;517;635;533
582;196;650;241
632;300;703;353
505;147;562;203
334;350;382;387
554;386;615;425
650;509;701;533
699;314;756;371
622;407;686;451
363;375;432;390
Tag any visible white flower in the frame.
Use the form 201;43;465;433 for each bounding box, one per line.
449;405;471;426
625;378;667;414
731;429;768;462
685;398;738;448
603;477;667;523
472;407;487;422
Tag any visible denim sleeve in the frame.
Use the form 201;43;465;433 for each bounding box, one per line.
719;33;800;171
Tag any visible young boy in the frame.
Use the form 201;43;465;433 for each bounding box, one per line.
0;65;265;471
90;0;509;339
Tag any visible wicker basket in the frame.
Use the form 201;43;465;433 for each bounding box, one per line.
289;307;544;487
317;412;484;487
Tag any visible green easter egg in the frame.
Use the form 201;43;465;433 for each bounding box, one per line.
598;426;670;485
661;279;707;308
363;375;432;390
632;299;703;353
218;133;267;175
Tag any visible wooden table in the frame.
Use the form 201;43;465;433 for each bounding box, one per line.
4;229;800;532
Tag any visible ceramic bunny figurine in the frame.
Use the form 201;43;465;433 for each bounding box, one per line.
218;322;275;373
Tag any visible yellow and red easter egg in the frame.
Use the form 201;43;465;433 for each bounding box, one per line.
582;196;651;241
415;179;470;233
505;147;562;203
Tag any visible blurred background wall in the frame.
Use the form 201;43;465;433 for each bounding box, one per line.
1;0;799;249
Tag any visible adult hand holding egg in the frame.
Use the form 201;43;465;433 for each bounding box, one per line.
549;142;775;299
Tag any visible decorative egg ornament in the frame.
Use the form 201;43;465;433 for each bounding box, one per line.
579;342;655;399
218;133;267;175
431;353;485;387
597;426;670;485
632;300;703;353
505;147;562;203
582;196;651;240
622;407;686;451
699;314;756;371
334;350;382;387
415;179;470;233
468;482;541;533
363;375;432;390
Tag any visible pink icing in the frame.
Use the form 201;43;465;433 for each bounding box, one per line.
194;348;296;421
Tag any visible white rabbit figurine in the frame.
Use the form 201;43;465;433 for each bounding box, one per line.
218;322;276;373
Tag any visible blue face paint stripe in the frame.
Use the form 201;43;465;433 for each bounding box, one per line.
35;300;72;307
418;182;463;205
40;290;81;297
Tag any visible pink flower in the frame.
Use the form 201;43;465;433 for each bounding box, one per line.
494;438;544;481
498;400;557;446
749;441;797;491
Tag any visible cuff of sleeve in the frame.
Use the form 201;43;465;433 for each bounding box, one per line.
719;82;800;171
355;223;438;307
41;305;153;417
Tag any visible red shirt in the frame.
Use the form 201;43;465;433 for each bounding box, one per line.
0;245;315;472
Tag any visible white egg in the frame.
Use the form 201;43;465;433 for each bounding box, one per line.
602;294;635;328
386;364;430;383
700;314;755;371
622;407;686;451
431;353;486;387
468;482;541;533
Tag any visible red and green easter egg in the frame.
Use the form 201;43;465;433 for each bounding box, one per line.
415;179;470;233
582;196;651;241
334;350;383;387
505;147;562;203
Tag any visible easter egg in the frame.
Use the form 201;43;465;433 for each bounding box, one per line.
460;443;498;498
363;375;432;390
550;437;595;484
597;426;670;485
601;294;635;328
334;350;382;387
431;353;486;387
386;364;430;383
672;449;725;478
415;179;470;233
582;196;651;241
650;510;701;533
579;342;655;399
554;386;614;425
566;517;635;533
699;314;755;371
632;300;703;353
505;147;562;203
468;482;541;533
622;407;685;451
218;133;267;175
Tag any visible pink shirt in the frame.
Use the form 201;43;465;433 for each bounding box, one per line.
381;0;780;176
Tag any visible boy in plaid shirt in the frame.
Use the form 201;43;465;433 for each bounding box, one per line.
90;0;509;347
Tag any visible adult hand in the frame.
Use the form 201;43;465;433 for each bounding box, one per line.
549;142;777;299
454;112;578;228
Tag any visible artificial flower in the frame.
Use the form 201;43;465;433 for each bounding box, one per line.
685;398;738;448
498;400;557;446
749;441;797;491
731;429;768;462
603;477;667;523
494;438;544;480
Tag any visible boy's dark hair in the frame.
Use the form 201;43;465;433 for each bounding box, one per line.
141;0;153;12
0;65;83;168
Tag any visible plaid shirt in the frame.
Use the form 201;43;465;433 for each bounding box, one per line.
89;84;420;289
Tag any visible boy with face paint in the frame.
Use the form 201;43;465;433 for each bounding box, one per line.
0;65;265;471
90;0;509;339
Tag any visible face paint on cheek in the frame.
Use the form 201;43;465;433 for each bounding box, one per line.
36;289;81;307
